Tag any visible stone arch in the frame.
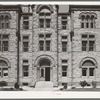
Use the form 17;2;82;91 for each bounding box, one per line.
0;57;11;68
36;5;53;13
34;55;55;67
79;57;98;68
0;13;11;19
79;12;97;19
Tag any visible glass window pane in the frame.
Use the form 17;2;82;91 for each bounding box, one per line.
39;41;44;51
89;68;94;76
82;35;87;39
46;41;50;51
23;42;28;52
23;36;29;40
3;41;8;51
82;68;87;76
62;42;67;52
89;41;94;51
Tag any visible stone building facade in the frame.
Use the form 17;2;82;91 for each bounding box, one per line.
0;5;100;87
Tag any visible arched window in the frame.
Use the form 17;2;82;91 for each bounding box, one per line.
80;13;97;28
82;60;96;77
0;60;8;77
38;7;51;28
0;14;11;29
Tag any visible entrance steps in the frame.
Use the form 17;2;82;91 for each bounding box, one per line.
35;81;53;91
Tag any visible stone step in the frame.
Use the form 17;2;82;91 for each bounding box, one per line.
35;81;53;88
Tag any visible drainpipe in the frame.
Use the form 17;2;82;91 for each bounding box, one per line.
16;9;21;87
70;9;74;87
56;5;59;86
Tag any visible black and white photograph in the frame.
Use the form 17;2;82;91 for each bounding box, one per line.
1;1;100;96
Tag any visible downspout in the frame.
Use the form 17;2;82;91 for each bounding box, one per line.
70;8;74;87
16;9;21;87
56;5;59;86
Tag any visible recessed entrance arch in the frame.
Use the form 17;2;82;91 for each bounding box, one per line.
34;55;55;82
39;59;51;81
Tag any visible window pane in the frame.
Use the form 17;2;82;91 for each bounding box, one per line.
39;34;44;38
86;22;89;28
23;42;28;52
91;22;93;28
23;21;29;29
82;68;87;76
62;21;67;29
39;41;44;51
62;66;67;77
62;42;67;52
62;36;67;39
89;35;95;38
46;34;51;38
3;68;8;77
82;41;87;51
23;36;29;40
89;68;94;76
23;60;28;63
46;19;50;28
62;16;67;20
46;41;50;51
39;19;44;28
89;41;94;51
62;60;67;63
81;23;84;28
23;66;28;77
3;35;8;39
82;35;87;39
3;41;8;51
23;16;29;20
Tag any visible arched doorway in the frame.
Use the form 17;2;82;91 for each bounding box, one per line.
39;59;51;81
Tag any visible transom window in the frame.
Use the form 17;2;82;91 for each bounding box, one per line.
0;34;9;52
39;34;51;51
82;34;95;51
39;8;51;28
80;13;97;28
62;60;68;77
0;60;8;77
82;60;95;77
0;14;11;29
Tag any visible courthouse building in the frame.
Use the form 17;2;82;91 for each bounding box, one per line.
0;4;100;87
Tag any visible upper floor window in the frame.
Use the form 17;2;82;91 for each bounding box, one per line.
23;16;29;29
0;14;11;29
22;35;29;52
61;15;67;29
82;34;95;51
0;34;9;52
39;8;51;28
22;60;29;77
39;34;51;51
62;36;68;52
80;13;97;28
62;60;68;77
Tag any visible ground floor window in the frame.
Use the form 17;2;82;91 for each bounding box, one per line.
0;60;8;77
82;60;95;77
